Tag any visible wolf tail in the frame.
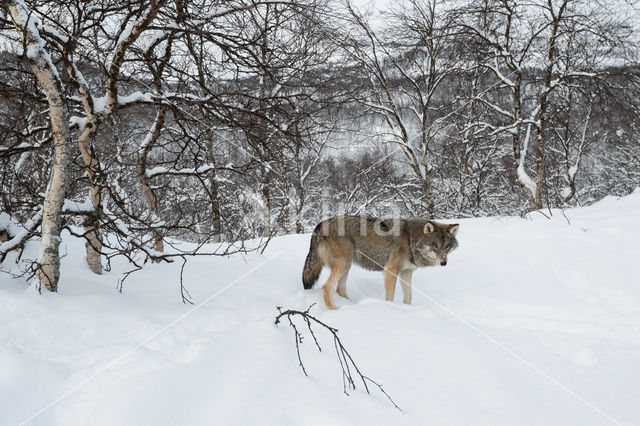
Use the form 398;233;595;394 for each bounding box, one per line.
302;227;323;289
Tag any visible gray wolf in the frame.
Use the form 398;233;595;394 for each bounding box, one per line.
302;216;459;309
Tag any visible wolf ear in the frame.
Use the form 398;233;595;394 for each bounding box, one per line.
448;224;459;237
423;222;435;234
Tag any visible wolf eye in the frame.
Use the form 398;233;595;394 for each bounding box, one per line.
444;243;450;250
432;242;440;249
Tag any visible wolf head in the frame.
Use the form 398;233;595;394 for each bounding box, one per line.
410;221;459;267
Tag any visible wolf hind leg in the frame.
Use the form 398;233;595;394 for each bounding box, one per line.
336;266;351;300
322;261;349;310
399;269;414;304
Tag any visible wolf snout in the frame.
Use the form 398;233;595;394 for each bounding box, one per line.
440;259;447;266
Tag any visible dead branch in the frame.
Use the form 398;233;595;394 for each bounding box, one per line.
275;304;402;411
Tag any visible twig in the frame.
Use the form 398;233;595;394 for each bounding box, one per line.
179;256;194;305
275;304;402;411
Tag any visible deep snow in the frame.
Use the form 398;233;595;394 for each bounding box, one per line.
1;191;640;426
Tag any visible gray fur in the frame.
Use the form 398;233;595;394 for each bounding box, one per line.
302;215;459;289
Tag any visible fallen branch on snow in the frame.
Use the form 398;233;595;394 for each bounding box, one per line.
275;304;402;411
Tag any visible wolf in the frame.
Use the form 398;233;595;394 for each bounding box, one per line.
302;216;459;309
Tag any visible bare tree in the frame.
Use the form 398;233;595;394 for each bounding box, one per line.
1;0;639;294
6;0;74;291
455;0;637;211
0;0;336;290
341;0;460;215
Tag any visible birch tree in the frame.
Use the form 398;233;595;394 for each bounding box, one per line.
342;0;460;215
455;0;636;210
6;0;73;291
0;0;326;290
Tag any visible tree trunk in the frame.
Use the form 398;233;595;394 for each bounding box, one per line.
8;0;73;291
261;169;271;237
77;127;103;273
203;135;222;243
137;107;166;256
208;168;222;243
422;172;433;216
533;1;567;211
295;182;304;234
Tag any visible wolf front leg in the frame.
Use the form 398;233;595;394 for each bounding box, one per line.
383;267;399;302
336;266;351;300
398;269;414;304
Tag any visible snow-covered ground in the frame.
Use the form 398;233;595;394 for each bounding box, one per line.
2;191;640;426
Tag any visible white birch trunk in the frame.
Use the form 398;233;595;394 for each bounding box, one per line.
77;127;103;274
137;107;166;256
8;0;73;291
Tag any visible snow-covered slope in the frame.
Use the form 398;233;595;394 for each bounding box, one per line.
2;191;640;426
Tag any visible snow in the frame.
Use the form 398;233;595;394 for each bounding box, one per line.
568;165;578;179
40;24;69;44
92;92;153;114
62;198;95;214
0;211;42;256
146;164;216;178
2;192;640;425
92;95;107;114
117;91;153;106
68;116;87;131
0;143;37;152
0;212;23;237
517;123;537;195
10;0;62;83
